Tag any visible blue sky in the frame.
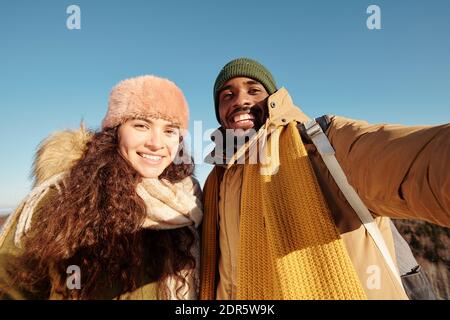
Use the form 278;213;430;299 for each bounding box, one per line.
0;0;449;211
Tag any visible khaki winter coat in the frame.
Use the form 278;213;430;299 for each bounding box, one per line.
201;88;450;300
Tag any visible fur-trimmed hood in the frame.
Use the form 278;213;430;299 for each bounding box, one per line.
32;125;92;187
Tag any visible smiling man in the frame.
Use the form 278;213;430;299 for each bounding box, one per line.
199;57;449;300
216;77;269;132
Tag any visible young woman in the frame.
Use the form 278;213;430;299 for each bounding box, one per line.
0;75;202;299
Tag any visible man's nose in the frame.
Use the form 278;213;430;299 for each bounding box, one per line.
233;91;252;108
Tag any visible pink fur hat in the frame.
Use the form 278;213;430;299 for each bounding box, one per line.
102;75;189;130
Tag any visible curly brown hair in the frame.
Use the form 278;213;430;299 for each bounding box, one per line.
5;127;197;299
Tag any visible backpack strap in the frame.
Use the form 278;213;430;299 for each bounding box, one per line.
298;115;332;143
303;117;404;288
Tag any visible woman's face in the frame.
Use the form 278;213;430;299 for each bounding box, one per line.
118;118;181;178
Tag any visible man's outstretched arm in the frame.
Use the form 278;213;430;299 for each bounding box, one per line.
327;116;449;227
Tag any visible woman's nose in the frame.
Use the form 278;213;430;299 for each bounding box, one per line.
144;130;164;150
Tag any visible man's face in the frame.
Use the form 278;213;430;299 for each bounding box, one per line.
218;77;269;132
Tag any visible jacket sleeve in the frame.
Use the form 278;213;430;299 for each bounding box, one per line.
327;116;450;227
0;193;53;299
0;205;31;299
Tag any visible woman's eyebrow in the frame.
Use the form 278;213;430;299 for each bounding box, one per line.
134;118;180;129
134;117;152;124
165;124;180;129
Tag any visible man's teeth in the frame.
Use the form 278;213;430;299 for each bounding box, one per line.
140;154;162;161
233;113;255;123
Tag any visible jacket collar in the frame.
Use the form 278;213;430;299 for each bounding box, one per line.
266;87;309;128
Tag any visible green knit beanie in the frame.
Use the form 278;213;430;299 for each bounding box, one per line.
213;58;277;124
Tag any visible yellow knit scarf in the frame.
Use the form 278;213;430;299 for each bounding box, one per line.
200;122;367;300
